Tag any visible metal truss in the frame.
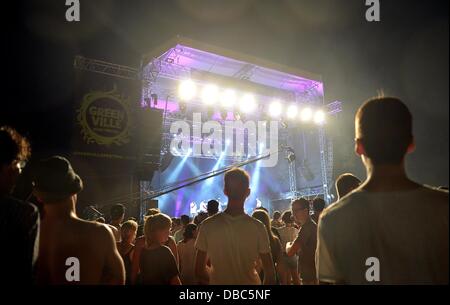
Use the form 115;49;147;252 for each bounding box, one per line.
73;54;341;206
73;55;139;80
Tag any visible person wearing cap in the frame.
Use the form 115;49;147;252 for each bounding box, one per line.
32;156;125;284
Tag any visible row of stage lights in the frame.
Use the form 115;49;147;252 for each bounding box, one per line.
178;80;326;125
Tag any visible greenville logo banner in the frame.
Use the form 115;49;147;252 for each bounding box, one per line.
77;86;132;146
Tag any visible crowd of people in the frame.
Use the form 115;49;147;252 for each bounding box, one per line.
0;96;448;285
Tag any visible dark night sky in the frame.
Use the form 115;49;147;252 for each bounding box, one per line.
2;0;449;187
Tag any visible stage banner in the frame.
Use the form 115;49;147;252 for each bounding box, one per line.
72;69;141;162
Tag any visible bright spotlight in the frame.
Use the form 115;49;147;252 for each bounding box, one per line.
300;107;313;122
201;84;219;105
314;110;326;125
220;89;236;108
286;104;298;119
268;100;283;118
178;80;197;101
239;94;257;114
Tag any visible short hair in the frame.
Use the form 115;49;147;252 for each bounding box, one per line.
145;208;160;217
356;97;413;164
180;214;190;226
224;168;250;200
0;126;31;166
272;210;281;220
197;211;208;223
281;210;293;224
291;198;310;211
182;223;197;241
254;206;269;213
171;217;181;226
95;217;106;223
335;173;361;198
144;213;171;244
110;204;125;220
312;198;326;213
121;220;138;233
207;200;219;214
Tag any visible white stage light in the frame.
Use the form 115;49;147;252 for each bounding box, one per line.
220;89;237;108
239;94;257;113
178;80;197;101
268;100;283;118
286;104;298;119
314;110;326;125
201;84;219;105
300;107;313;122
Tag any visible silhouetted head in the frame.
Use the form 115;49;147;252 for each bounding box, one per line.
0;126;30;195
180;214;190;226
335;173;361;199
110;204;126;223
182;223;198;242
281;210;293;224
223;168;250;202
144;213;172;245
272;210;281;220
121;220;138;243
355;97;415;165
291;198;311;225
207;199;219;216
312;197;326;214
32;156;83;205
145;208;160;217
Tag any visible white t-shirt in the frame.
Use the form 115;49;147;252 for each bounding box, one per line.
174;228;185;243
277;225;299;252
317;185;449;284
177;239;196;285
195;212;271;285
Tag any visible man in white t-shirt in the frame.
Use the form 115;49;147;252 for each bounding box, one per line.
194;168;275;285
317;96;449;284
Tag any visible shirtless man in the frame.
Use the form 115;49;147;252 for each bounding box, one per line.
108;204;125;242
33;156;125;285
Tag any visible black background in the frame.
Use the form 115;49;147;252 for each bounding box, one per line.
2;0;448;186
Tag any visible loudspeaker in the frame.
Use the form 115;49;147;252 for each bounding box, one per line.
136;108;163;179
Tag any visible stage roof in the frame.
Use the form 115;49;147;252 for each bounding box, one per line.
142;36;323;97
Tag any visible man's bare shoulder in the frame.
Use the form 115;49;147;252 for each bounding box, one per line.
74;218;116;244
